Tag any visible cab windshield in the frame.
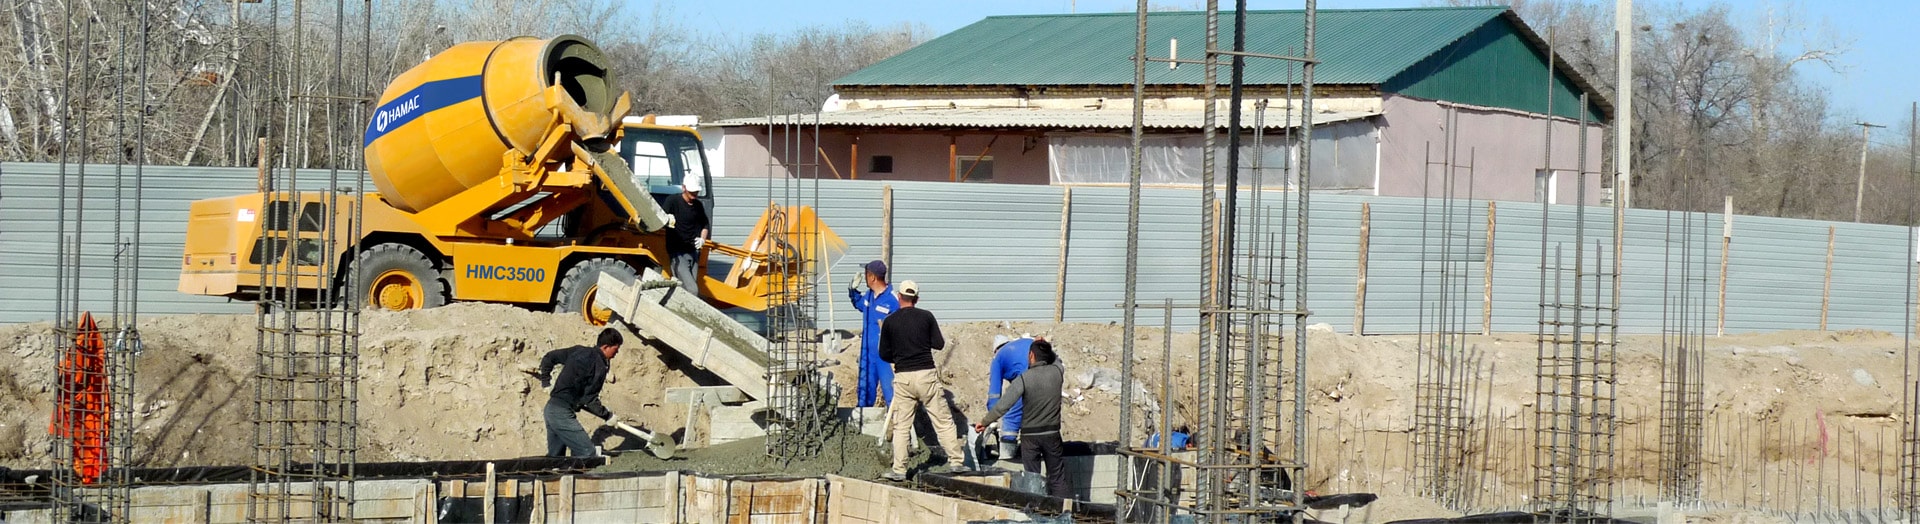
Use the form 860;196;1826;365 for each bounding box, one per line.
621;128;710;196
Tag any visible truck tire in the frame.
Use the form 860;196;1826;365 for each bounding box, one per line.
355;243;448;311
556;258;639;326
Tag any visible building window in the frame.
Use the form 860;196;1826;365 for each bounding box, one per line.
1536;169;1559;204
870;155;894;173
956;156;993;182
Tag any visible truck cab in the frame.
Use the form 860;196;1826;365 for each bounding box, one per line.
618;118;714;220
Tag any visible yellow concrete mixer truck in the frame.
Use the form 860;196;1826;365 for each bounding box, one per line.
178;35;841;324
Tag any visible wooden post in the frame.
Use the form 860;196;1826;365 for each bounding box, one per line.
484;462;497;524
815;146;844;179
1719;196;1732;336
1823;226;1835;331
850;135;860;180
1354;202;1370;335
948;136;958;182
531;476;547;524
1484;201;1496;335
881;185;893;272
1055;187;1072;323
558;475;576;524
255;137;269;192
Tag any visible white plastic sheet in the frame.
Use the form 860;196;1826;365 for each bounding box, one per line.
1047;119;1378;189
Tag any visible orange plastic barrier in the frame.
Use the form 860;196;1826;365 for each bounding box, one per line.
48;312;109;485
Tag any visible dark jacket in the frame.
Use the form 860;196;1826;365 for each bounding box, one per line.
983;362;1063;436
538;345;613;419
877;306;943;373
660;194;709;256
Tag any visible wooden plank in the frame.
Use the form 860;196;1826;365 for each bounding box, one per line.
1354;202;1369;335
667;471;683;524
881;184;894;270
559;475;576;524
1823;225;1834;331
1719;196;1731;336
484;462;497;524
1055;186;1072;322
1483;201;1495;335
532;477;548;524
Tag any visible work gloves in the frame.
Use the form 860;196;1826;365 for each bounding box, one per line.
693;237;706;250
849;274;863;292
606;414;623;428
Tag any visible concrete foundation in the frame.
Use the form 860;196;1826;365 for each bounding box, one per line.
4;472;1032;523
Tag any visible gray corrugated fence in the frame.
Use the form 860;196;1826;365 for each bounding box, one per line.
4;161;1912;335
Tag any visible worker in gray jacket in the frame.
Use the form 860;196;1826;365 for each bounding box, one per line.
975;340;1068;499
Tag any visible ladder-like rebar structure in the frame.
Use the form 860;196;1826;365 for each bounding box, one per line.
246;0;369;520
1531;95;1620;523
762;96;837;461
1116;2;1317;522
1414;129;1483;510
1656;193;1710;504
47;1;153;520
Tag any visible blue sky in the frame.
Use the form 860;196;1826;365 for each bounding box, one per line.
653;1;1917;126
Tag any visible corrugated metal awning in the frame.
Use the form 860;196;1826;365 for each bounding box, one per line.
709;107;1379;130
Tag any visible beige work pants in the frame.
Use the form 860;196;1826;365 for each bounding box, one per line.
888;369;965;475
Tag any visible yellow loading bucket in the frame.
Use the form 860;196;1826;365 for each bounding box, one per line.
362;35;619;213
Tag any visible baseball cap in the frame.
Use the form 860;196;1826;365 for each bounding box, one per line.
898;280;919;298
863;260;887;280
682;176;703;193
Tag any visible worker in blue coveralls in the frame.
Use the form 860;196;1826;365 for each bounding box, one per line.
986;336;1037;461
848;260;899;407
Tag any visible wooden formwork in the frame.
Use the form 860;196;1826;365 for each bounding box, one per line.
6;470;1034;523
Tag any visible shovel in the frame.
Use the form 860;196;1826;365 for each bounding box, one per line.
612;421;678;460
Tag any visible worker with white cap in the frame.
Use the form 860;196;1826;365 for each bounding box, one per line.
661;175;710;293
877;280;970;481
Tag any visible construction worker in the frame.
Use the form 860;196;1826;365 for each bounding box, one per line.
534;328;624;457
878;280;969;481
976;340;1069;499
848;260;898;407
661;177;710;294
985;336;1038;461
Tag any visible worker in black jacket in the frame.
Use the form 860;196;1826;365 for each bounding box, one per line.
535;328;624;457
877;280;970;481
976;340;1069;499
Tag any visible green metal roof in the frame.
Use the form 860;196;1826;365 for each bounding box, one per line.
834;7;1515;87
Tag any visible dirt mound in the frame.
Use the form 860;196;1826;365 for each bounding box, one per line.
0;303;706;468
2;306;1907;518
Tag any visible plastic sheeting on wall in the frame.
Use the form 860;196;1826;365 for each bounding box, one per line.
1045;119;1378;189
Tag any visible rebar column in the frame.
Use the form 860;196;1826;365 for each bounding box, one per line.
764;106;835;461
245;0;367;520
1532;96;1618;523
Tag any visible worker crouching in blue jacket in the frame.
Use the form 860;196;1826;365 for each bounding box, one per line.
986;336;1037;460
848;260;899;407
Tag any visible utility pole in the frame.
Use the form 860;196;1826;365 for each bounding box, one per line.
1615;0;1633;208
1857;121;1886;222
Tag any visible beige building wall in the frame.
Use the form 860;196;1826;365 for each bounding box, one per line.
1376;95;1606;204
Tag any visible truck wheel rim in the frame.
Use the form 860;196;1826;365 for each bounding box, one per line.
583;286;612;325
372;269;423;310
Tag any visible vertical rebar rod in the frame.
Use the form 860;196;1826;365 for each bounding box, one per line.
1196;0;1221;514
1117;0;1148;517
1292;2;1316;516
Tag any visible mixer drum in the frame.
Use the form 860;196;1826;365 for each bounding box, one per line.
362;35;618;214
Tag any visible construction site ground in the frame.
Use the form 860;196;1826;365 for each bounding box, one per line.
0;303;1902;522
